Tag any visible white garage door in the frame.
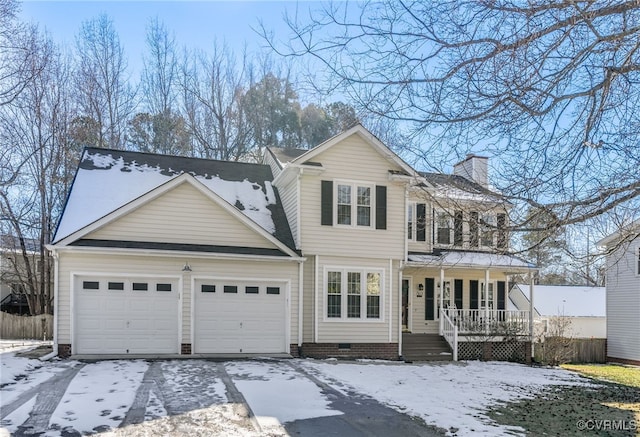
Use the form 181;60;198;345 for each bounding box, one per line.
74;276;180;354
194;279;287;354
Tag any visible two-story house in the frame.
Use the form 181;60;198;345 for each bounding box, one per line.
48;124;536;361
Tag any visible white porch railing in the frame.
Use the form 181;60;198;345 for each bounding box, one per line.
441;310;458;361
443;309;530;337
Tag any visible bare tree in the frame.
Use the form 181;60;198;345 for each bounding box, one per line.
140;17;178;115
180;42;253;160
75;14;135;149
273;0;640;248
0;30;76;315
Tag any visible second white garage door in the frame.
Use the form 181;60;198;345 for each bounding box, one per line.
194;278;288;354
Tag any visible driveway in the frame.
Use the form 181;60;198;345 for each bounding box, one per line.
1;357;444;437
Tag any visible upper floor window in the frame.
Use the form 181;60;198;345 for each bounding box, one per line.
322;180;387;230
436;212;452;245
407;203;416;240
336;183;373;227
480;214;495;247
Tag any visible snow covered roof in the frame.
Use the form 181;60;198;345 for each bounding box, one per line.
511;284;606;317
53;148;295;249
407;251;535;271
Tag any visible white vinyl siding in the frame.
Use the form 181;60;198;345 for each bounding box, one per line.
314;256;397;343
605;240;640;362
278;178;299;248
298;134;405;259
86;182;278;250
56;252;299;348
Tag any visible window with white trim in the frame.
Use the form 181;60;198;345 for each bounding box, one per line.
336;183;373;227
480;281;495;309
407;202;416;240
326;268;383;320
435;211;453;245
480;214;495;247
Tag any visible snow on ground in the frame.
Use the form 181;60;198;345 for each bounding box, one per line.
0;395;36;435
301;360;590;436
0;339;50;353
225;360;342;432
0;345;72;406
46;360;148;436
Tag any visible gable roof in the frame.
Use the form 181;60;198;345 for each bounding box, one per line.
509;284;605;317
289;124;417;176
267;147;309;168
53;148;296;251
597;218;640;247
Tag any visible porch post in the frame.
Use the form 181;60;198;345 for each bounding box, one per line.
484;268;490;335
439;267;445;335
529;272;535;343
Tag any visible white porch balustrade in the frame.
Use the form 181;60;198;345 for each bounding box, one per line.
443;308;530;337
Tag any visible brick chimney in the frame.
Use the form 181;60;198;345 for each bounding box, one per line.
453;154;489;187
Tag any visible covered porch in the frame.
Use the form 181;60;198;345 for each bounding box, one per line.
401;251;537;361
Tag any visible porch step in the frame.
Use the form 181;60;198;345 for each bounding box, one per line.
401;334;453;362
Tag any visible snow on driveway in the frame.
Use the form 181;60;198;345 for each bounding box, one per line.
301;359;591;435
225;360;342;432
0;348;74;406
47;360;148;435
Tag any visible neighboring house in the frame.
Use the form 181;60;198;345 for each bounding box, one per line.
49;124;536;360
508;284;606;339
0;235;39;315
597;228;640;365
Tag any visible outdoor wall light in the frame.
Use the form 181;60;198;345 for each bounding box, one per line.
417;283;424;297
182;262;192;272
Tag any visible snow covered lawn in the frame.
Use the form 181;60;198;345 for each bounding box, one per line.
300;359;591;435
1;345;597;437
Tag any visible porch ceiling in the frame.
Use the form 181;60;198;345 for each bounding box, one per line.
406;251;536;273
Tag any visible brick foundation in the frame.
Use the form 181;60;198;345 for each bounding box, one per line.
181;343;192;355
289;344;301;358
300;343;399;360
58;344;71;358
607;356;640;366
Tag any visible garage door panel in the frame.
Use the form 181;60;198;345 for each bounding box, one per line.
75;276;179;355
194;279;287;354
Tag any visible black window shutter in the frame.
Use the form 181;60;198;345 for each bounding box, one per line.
425;278;435;320
454;279;463;309
497;281;506;310
454;211;463;245
470;280;479;310
470;211;479;247
375;185;387;230
416;203;426;241
321;180;333;226
497;213;507;249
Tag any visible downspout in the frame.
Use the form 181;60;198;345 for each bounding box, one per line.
298;260;303;348
52;248;59;357
314;255;319;343
439;268;444;335
388;258;393;343
398;262;403;357
296;169;302;250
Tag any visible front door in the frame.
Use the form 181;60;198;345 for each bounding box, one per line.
402;279;410;331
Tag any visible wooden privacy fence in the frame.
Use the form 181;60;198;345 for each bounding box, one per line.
0;312;53;340
534;338;607;364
